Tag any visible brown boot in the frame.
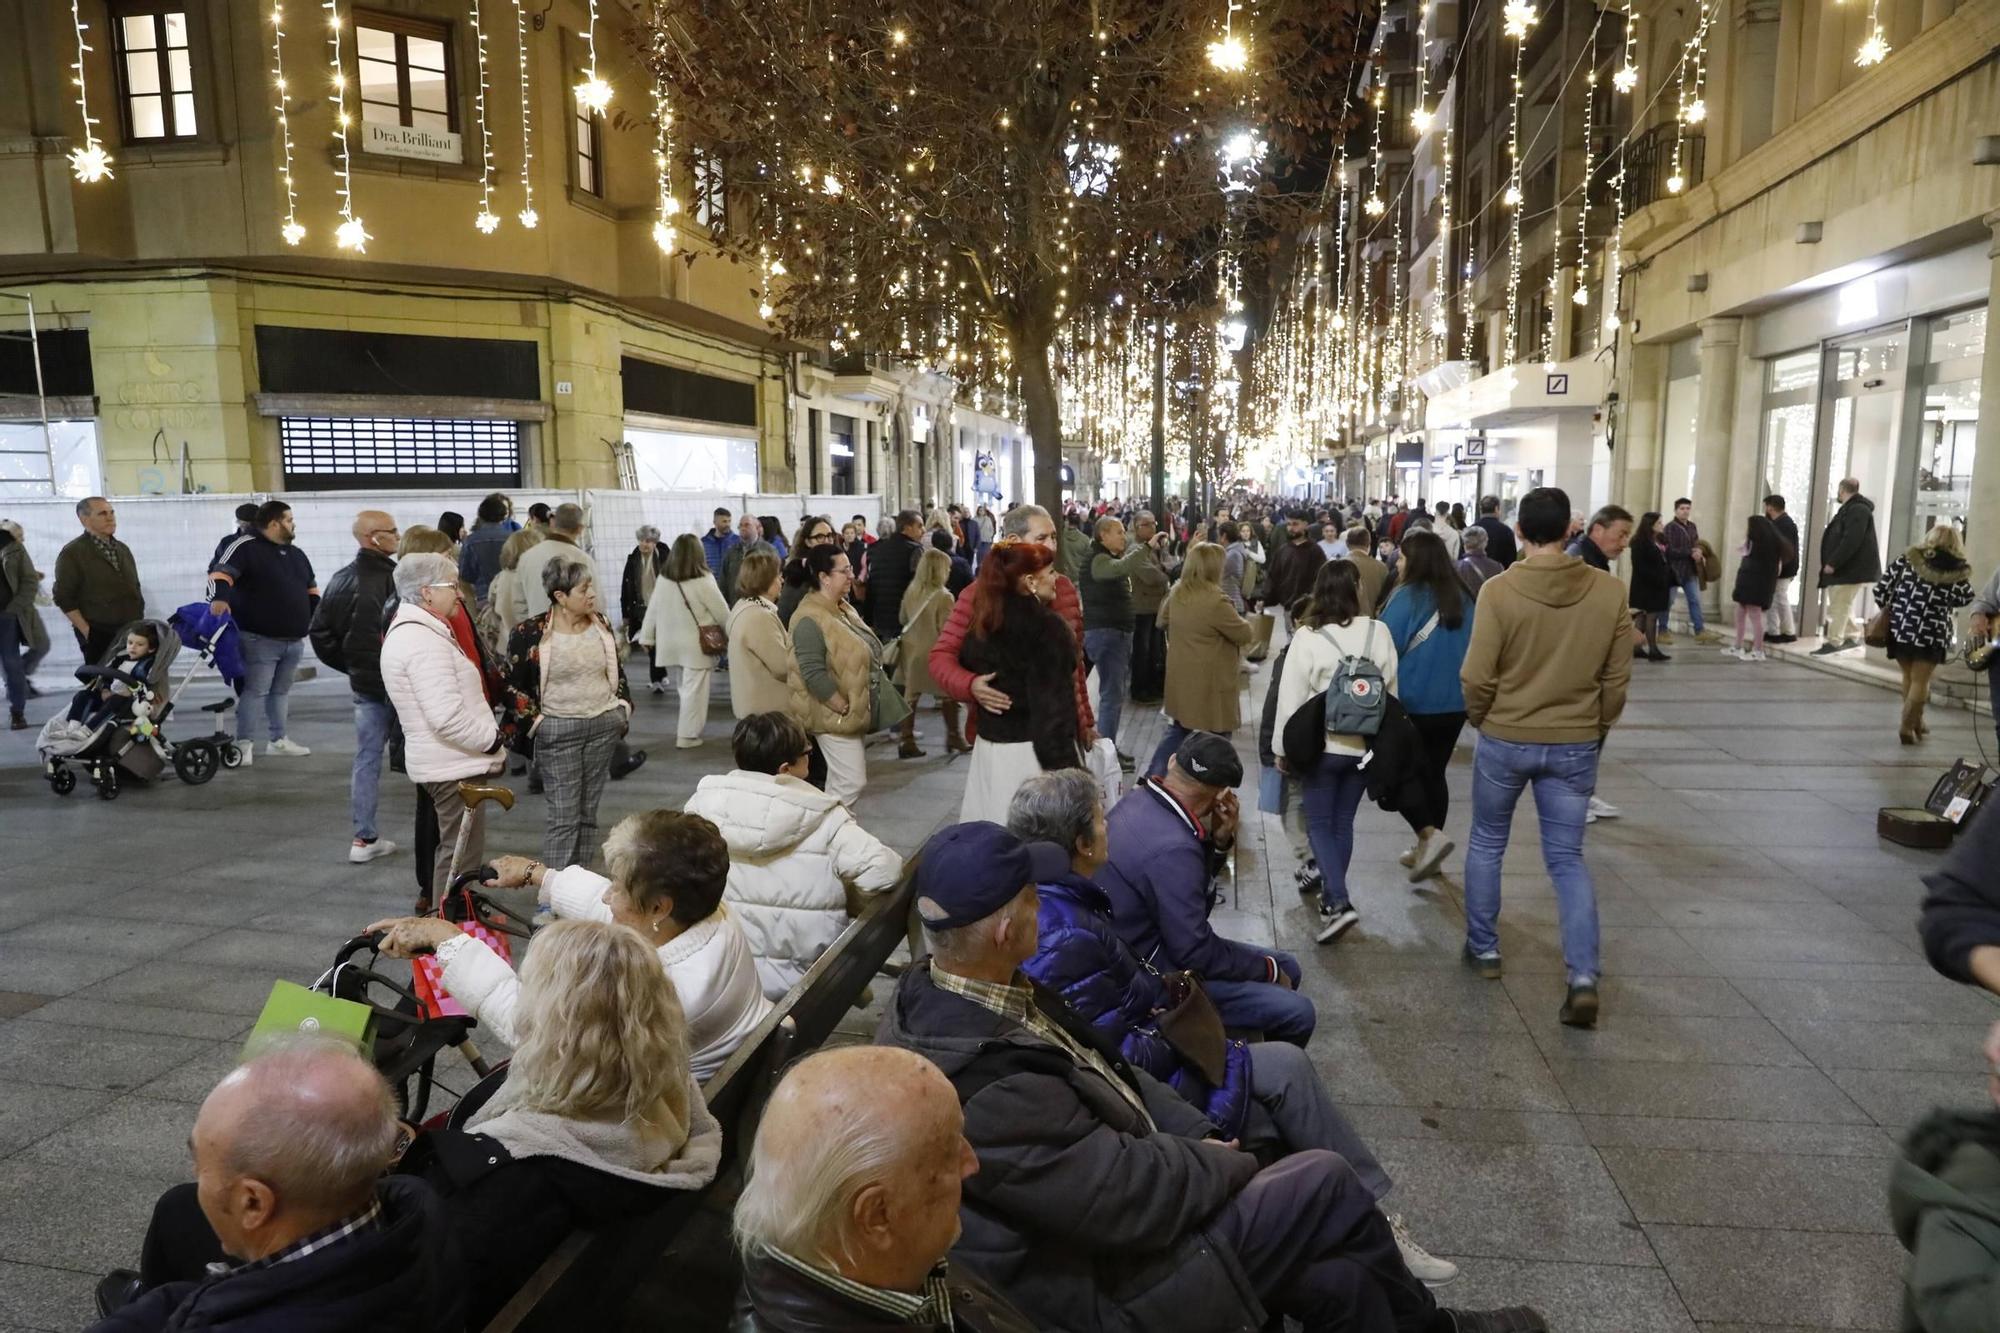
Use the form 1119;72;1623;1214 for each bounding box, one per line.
942;699;972;754
898;712;925;759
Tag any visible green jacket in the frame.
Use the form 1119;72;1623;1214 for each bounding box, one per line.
52;533;144;632
1891;1108;2000;1332
1056;523;1092;584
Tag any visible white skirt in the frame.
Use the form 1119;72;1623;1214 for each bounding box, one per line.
959;738;1046;825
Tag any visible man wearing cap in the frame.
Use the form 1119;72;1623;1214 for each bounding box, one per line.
878;821;1546;1333
1098;732;1316;1046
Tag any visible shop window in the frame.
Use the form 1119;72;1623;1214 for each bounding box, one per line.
280;416;520;490
692;149;726;230
1911;308;1985;538
829;413;857;495
111;4;198;141
575;83;603;196
355;12;455;132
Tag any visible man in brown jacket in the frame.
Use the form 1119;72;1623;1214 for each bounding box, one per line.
52;496;144;663
1458;486;1632;1030
1341;525;1389;615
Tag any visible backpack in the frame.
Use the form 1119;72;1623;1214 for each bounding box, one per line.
1320;621;1386;737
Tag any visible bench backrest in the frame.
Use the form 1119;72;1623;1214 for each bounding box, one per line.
482;874;917;1333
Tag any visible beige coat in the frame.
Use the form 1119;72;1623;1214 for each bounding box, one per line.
638;572;730;671
1158;586;1252;733
727;595;794;719
788;592;881;737
893;587;953;701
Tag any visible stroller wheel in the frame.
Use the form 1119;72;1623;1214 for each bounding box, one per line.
97;771;120;800
174;740;220;786
218;743;243;769
49;766;76;796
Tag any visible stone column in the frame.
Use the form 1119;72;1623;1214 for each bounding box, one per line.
1692;317;1742;618
1920;0;1956;32
1771;0;1804;133
1964;212;2000;590
1726;0;1782;163
1614;340;1667;513
1811;0;1850;110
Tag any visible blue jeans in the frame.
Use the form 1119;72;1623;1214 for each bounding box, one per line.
0;612;26;715
352;695;394;841
1667;572;1705;634
1300;751;1368;912
1463;735;1602;984
1083;627;1131;747
1205;957;1316;1047
238;631;303;745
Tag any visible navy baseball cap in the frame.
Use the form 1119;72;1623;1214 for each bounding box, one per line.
915;822;1072;930
1175;732;1243;789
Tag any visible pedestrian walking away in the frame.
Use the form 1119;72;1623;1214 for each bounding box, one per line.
1147;540;1252;777
1459;486;1633;1028
1376;531;1475;884
1726;513;1788;661
308;509;402;863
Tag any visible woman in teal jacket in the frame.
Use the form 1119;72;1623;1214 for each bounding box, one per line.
1375;530;1475;883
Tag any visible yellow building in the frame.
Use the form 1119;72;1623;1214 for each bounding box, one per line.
0;0;839;498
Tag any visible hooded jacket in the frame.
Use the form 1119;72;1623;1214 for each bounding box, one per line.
1918;783;2000;983
87;1176;462;1333
875;963;1267;1333
1821;493;1883;586
1875;546;1975;652
1020;869;1253;1138
1460;551;1633;744
684;769;904;998
1890;1108;2000;1332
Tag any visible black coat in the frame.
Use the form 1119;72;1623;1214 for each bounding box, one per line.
1919;796;2000;985
308;548;396;701
1279;689;1426;815
88;1177;463;1333
620;545;668;632
1819;495;1882;586
863;533;927;639
958;594;1080;771
1474;515;1518;568
1732;537;1782;610
876;964;1266;1333
1628;537;1671;613
1772;513;1801;580
744;1249;1040;1333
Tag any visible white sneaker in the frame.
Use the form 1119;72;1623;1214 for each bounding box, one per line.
1719;645;1744;658
1408;836;1454;883
1587;796;1620;820
235;743;253;766
267;738;311;757
1388;1213;1459;1286
1398;844;1418;869
1746;649;1766;662
348;838;397;864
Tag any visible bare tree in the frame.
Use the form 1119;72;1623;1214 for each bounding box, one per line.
646;0;1362;511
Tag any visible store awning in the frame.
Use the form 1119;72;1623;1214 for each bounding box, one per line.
1420;354;1609;429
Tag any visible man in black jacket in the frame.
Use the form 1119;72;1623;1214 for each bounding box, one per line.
1474;495;1518;569
861;510;927;640
1919;797;2000;996
1813;478;1882;654
209;500;319;764
736;1045;1039;1333
309;510;400;865
1263;510;1327;633
877;822;1545;1333
1763;495;1802;642
88;1039;462;1333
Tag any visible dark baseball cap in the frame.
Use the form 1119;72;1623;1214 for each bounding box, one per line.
915;822;1072;931
1175;732;1243;789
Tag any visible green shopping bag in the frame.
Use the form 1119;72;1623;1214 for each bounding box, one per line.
243;979;377;1061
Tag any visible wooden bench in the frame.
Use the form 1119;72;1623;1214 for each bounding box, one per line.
481;874;919;1332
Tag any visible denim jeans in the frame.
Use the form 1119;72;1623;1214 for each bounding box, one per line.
1242;1039;1393;1201
237;631;304;745
1205;955;1316;1047
1667;572;1705;634
351;695;394;841
1300;751;1368;912
0;612;27;715
1463;735;1602;984
1083;627;1131;747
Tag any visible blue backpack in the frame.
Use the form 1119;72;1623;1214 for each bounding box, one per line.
1321;622;1386;737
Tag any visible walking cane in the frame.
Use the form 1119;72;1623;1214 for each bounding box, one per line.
443;778;515;1077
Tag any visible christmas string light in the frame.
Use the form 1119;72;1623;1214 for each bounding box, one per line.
324;0;367;250
470;0;499;233
1604;107;1629;340
1614;0;1639;92
1573;63;1596;308
513;0;537;227
1207;0;1249;71
1412;3;1434;133
1364;86;1386;216
651;78;679;253
1503;5;1531;367
65;0;112;182
1667;0;1711;195
270;4;304;244
1856;0;1890;64
1433;113;1453;363
576;0;611;113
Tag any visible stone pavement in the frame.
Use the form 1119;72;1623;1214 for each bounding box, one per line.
1;642;1992;1330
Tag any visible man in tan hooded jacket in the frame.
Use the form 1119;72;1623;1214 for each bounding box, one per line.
1459;486;1632;1031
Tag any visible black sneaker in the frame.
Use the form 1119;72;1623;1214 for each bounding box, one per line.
1442;1308;1548;1333
610;749;648;781
1316;900;1359;943
95;1270;143;1317
1560;983;1600;1028
1462;944;1503;979
1293;860;1323;894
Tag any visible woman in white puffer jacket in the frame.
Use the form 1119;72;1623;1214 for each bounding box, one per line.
684;711;904;998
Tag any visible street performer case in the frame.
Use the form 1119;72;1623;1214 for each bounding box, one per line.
1878;807;1957;850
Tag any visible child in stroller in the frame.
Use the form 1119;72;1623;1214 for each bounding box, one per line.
62;623;159;730
39;616;241;798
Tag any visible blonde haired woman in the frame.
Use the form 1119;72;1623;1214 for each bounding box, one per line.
638;533;729;749
1875;522;1975;743
894;546;967;758
726;547;792;719
1146;540;1252;776
488;526;546;647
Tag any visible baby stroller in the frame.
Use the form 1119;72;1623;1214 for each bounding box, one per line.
38;617;241;799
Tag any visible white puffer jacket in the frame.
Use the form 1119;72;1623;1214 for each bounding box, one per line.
378;604;501;781
685;771;904;999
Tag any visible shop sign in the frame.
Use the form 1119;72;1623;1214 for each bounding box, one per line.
363;122;464;164
1457;434;1488;463
1545;372;1570;395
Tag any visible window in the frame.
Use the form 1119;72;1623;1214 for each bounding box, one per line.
356;13;454;132
575;85;603;196
280;416;520;489
112;4;197;141
692;149;726;230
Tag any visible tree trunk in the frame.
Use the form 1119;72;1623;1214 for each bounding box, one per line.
1018;336;1065;516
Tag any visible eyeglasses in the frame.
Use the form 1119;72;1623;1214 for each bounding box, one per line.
424;581;459;591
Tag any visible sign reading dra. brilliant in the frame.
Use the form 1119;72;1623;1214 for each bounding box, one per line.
363;122;463;164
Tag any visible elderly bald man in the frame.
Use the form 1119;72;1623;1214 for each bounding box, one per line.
735;1046;1037;1332
309;510;403;865
89;1037;461;1333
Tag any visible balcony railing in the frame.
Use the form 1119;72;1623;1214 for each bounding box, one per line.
1621;122;1705;213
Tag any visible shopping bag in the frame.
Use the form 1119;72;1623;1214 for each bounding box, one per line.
245;979;376;1059
1085;736;1124;809
410;898;517;1019
1257;763;1290;816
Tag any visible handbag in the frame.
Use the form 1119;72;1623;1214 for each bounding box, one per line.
677;581;727;657
1153;969;1229;1086
1863;606;1890;649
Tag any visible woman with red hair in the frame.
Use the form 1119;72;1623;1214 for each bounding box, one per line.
956;540;1083;822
